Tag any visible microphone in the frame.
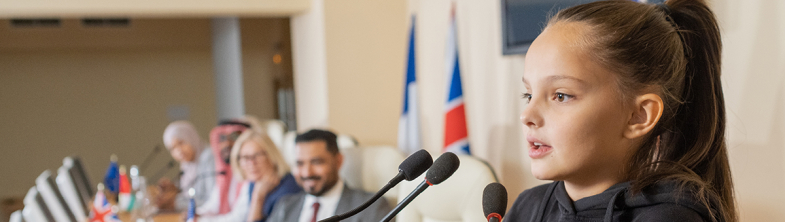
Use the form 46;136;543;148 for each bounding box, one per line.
380;152;460;222
150;160;176;182
320;149;433;222
178;170;227;193
482;182;508;222
181;170;227;180
139;145;163;173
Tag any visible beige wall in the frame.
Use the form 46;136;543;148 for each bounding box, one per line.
0;18;291;199
0;0;308;18
714;0;785;221
322;0;408;145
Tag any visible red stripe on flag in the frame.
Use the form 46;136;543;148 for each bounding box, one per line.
444;104;468;147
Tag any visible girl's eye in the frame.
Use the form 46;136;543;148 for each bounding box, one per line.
522;93;532;103
555;93;573;102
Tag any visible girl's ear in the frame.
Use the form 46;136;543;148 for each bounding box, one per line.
624;93;663;139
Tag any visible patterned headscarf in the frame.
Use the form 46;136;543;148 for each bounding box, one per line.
208;120;250;214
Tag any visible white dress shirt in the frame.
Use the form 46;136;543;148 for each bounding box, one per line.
199;181;251;222
196;177;241;215
298;180;345;222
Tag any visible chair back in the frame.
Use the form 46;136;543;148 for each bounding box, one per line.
339;146;405;206
395;154;498;222
261;119;287;149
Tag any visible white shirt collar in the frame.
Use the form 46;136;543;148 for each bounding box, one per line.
299;179;345;222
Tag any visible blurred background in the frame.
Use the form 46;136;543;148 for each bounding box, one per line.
0;0;782;221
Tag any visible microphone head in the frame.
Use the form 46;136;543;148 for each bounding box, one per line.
399;149;433;181
483;182;508;218
425;152;460;185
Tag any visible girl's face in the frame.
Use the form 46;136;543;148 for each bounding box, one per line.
521;22;636;184
238;141;275;181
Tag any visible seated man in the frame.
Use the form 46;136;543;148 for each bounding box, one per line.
268;129;392;222
197;119;251;215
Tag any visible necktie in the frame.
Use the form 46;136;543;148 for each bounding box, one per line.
311;202;321;222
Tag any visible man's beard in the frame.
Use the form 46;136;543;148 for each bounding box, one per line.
220;146;232;164
301;175;338;197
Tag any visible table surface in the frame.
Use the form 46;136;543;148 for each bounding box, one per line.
117;212;181;222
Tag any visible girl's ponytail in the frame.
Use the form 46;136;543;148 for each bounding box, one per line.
656;0;736;221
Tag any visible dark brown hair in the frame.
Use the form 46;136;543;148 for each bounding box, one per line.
295;129;340;155
548;0;735;221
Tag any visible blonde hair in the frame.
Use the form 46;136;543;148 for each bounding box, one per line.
230;129;290;180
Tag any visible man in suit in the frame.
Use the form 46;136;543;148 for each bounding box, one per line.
268;129;392;222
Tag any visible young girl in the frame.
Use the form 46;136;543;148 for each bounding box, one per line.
506;0;736;221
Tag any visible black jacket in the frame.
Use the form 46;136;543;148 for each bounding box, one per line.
503;181;716;222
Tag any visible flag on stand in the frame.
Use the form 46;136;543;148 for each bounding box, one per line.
103;155;119;195
443;6;471;155
398;15;422;156
186;188;197;222
90;184;121;222
118;165;132;211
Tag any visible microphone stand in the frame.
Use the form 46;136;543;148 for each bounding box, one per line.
139;145;162;173
151;160;176;182
379;180;429;222
320;172;406;222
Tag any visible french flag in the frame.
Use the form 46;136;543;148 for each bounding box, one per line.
443;8;471;155
398;15;422;155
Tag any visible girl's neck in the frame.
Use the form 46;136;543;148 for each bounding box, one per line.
563;175;626;201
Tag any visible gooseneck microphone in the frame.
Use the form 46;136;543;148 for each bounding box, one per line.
139;145;163;173
482;182;508;222
185;170;228;179
150;160;176;181
380;152;460;222
180;170;227;191
320;149;433;222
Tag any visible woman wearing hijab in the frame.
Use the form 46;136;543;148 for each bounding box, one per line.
160;120;216;211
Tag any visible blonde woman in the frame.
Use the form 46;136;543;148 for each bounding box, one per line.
198;130;302;222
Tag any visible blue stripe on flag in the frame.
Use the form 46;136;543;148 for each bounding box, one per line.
447;53;463;102
402;16;416;114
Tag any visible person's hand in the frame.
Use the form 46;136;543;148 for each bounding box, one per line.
253;171;281;199
247;171;280;221
155;177;178;211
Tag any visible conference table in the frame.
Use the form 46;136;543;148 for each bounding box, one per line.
117;212;181;222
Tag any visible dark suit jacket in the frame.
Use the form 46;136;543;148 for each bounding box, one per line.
268;184;392;222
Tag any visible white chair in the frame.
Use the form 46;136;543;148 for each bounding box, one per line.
337;134;359;149
339;146;405;206
9;210;24;222
22;186;52;222
56;164;88;222
35;170;77;222
261;119;287;150
280;130;298;167
395;154;498;222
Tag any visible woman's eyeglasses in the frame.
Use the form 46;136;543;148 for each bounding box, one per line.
238;151;267;163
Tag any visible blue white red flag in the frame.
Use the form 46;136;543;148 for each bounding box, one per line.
398;15;422;156
443;7;471;155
